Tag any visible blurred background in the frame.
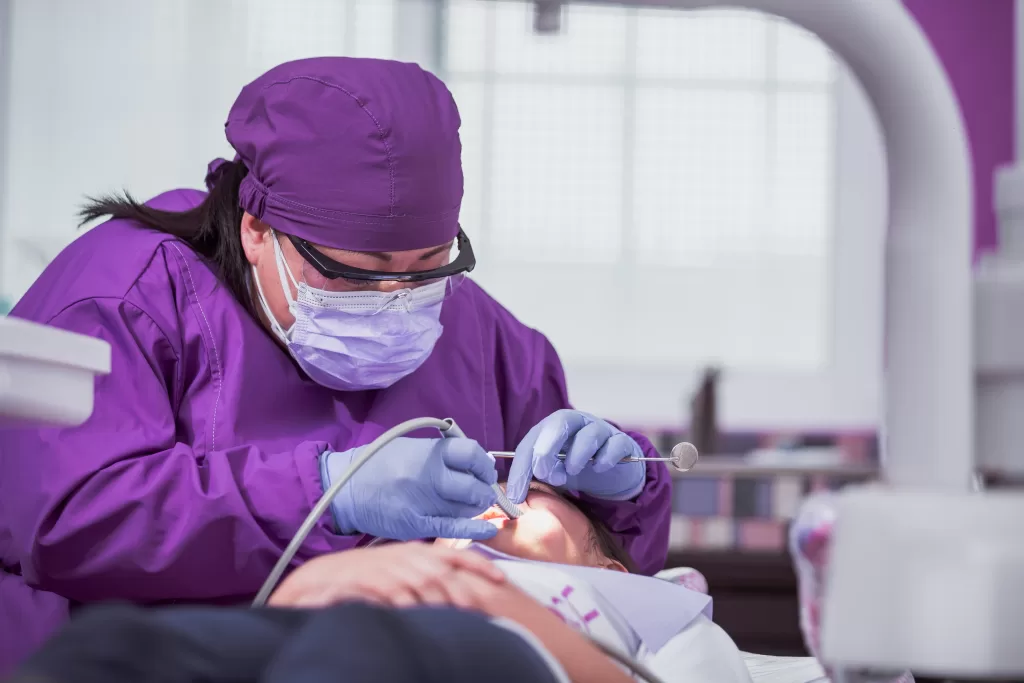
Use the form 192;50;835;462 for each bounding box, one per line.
0;0;1013;654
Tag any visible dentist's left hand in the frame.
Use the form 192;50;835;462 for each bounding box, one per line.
507;410;646;503
321;437;500;541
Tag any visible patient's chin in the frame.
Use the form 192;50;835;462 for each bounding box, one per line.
480;519;570;563
435;511;574;564
433;514;513;549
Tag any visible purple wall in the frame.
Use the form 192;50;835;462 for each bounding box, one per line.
904;0;1015;255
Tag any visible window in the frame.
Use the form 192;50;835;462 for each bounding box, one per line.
243;0;396;66
441;1;884;430
0;0;396;301
444;1;836;373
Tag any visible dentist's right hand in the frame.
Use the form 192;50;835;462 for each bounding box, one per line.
320;437;500;541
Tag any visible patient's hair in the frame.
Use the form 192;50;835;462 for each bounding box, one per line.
568;496;639;574
518;482;638;573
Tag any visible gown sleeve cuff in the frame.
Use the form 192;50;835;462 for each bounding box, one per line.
292;441;339;533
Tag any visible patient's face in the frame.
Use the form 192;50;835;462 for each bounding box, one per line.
435;482;624;571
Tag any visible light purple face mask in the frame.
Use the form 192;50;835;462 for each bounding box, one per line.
254;235;445;391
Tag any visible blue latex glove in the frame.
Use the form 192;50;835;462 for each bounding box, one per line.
321;437;499;541
507;410;646;503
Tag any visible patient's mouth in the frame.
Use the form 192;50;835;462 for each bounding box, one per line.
480;508;517;525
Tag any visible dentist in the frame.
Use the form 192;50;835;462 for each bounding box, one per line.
0;57;671;673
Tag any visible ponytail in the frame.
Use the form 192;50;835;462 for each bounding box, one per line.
78;161;255;314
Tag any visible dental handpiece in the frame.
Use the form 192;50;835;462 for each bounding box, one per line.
487;442;700;473
438;418;525;519
490;484;524;519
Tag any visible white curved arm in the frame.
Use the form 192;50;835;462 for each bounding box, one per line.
535;0;975;490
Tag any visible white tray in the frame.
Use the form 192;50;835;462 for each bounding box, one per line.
0;316;111;427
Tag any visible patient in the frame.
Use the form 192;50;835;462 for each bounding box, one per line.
270;480;753;683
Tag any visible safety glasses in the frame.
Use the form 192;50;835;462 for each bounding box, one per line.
287;229;476;284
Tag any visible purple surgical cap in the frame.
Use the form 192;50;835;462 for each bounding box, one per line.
219;57;464;252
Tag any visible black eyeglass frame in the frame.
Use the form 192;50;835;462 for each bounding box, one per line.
287;229;476;283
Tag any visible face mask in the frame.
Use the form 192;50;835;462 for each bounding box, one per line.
253;234;446;391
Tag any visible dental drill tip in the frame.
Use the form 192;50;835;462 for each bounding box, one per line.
669;442;699;472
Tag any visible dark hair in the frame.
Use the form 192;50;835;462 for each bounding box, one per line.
565;496;639;574
77;160;256;315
